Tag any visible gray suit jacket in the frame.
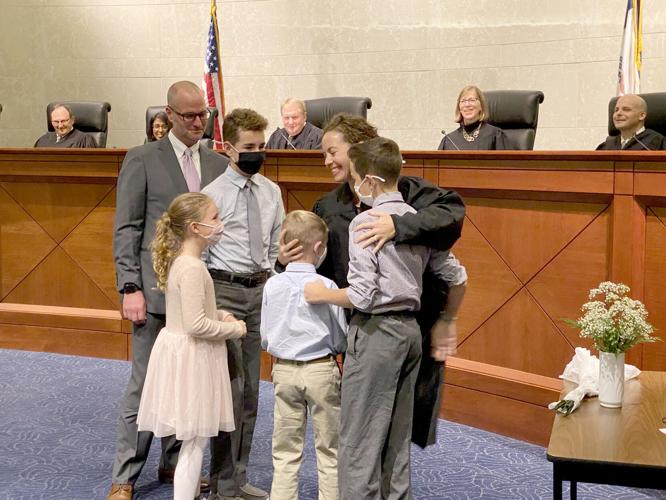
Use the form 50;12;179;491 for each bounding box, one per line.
113;137;228;314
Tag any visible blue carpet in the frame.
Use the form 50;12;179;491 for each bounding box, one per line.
0;349;662;499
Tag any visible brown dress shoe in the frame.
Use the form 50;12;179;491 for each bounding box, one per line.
107;483;133;500
158;467;210;492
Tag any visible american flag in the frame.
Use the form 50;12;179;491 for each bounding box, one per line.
204;0;225;147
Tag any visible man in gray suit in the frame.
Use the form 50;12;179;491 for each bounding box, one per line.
108;81;228;500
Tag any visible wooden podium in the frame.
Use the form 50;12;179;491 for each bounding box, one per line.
1;147;666;446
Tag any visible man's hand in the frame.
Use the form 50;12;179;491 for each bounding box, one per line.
278;229;303;266
430;317;457;361
122;290;147;324
304;279;328;304
353;211;396;254
237;320;247;337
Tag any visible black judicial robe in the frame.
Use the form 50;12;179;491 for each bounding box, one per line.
266;121;323;150
34;129;97;148
438;122;509;151
312;178;465;447
595;128;666;151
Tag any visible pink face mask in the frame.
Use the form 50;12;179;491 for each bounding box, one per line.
196;222;224;244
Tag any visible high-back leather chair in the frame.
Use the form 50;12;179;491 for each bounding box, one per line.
47;101;111;148
304;97;373;129
484;90;545;150
607;92;666;137
145;106;218;147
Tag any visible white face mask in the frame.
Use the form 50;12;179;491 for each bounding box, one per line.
196;221;224;244
316;246;328;269
354;175;385;207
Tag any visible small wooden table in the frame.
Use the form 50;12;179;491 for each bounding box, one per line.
547;371;666;499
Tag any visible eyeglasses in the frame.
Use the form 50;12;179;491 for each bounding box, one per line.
459;98;480;105
169;108;211;123
52;119;71;125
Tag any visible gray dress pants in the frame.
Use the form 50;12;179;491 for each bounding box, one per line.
209;280;264;496
339;312;422;500
111;312;181;484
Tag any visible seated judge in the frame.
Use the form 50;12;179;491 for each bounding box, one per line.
34;104;97;148
438;85;508;150
266;98;323;150
147;111;170;142
596;94;666;150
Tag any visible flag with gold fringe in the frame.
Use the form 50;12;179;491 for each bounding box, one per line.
617;0;642;96
204;0;226;147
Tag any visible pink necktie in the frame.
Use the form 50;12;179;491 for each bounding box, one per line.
183;148;200;192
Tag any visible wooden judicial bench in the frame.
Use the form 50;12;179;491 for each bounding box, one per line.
1;147;666;447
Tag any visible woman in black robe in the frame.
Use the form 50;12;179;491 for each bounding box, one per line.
438;85;509;150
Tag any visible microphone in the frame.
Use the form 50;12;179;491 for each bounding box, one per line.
630;133;652;151
276;127;296;150
440;129;460;151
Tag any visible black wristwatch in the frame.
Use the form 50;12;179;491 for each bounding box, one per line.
122;282;140;294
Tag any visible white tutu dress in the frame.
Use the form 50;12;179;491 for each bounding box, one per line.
137;255;243;441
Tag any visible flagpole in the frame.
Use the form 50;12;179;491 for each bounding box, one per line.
211;0;226;118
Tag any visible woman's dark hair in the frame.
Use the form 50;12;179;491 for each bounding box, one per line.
148;111;170;141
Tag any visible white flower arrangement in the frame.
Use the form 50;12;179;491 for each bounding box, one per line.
567;281;657;354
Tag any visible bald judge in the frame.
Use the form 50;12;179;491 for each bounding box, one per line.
596;94;666;151
34;104;97;148
266;98;323;150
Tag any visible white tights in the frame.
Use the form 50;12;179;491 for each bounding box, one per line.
174;436;207;500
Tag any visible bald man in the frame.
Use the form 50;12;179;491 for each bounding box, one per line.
108;81;228;500
266;98;323;150
596;94;666;150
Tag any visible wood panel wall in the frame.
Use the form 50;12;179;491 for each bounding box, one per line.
1;147;665;446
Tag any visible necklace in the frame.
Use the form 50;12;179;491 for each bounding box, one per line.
462;123;481;142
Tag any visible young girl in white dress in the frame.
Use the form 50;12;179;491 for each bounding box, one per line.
137;192;247;500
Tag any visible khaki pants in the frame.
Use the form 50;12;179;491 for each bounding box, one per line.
270;357;341;500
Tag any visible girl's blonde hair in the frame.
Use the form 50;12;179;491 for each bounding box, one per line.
151;192;212;291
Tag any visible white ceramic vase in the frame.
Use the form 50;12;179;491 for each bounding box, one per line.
598;351;625;408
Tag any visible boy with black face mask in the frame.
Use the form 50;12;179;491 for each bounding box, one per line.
201;108;285;500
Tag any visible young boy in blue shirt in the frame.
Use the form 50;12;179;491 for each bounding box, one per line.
260;210;347;500
305;137;467;499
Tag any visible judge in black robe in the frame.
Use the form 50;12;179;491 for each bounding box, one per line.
438;121;508;150
596;128;666;151
437;84;510;150
596;94;666;151
34;128;97;148
266;97;323;150
35;104;97;148
266;121;323;150
279;113;466;448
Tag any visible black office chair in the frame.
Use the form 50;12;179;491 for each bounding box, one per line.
145;106;218;147
484;90;545;150
607;92;666;137
304;97;373;129
46;101;111;148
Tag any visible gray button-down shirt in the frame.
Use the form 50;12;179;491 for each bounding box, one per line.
347;191;467;314
202;165;285;273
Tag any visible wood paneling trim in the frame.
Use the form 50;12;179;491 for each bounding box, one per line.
0;303;123;332
0;323;127;360
442;384;555;446
445;357;562;407
440;168;615;194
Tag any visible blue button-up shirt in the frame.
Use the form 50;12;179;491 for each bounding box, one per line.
260;262;347;361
